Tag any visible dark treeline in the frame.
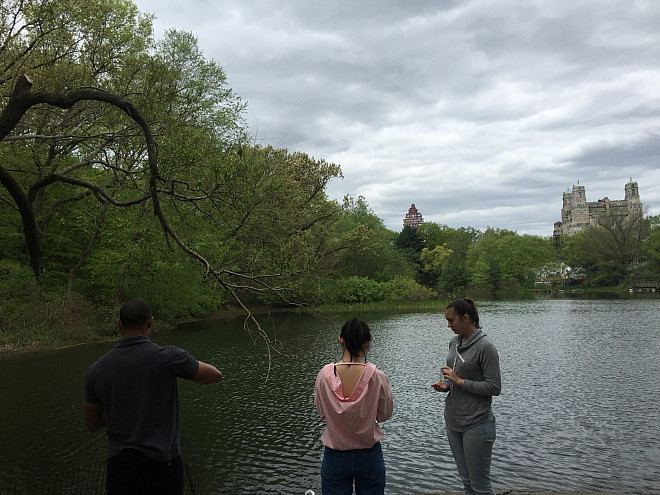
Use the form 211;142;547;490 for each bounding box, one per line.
2;1;660;349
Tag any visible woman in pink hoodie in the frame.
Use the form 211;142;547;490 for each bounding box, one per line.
314;318;394;495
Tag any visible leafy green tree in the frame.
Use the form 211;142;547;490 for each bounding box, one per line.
1;0;156;279
466;256;491;289
331;197;415;281
645;215;660;275
467;229;554;289
589;209;650;280
420;244;453;285
418;222;479;292
562;209;651;284
417;222;446;249
394;225;424;266
438;227;479;292
1;1;350;369
202;145;345;302
329;276;384;304
499;235;555;286
467;231;502;290
77;142;346;315
1;0;248;286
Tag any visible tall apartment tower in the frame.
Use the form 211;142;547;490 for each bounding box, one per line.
553;179;641;237
403;203;424;229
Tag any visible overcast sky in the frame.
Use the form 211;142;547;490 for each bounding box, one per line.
132;0;660;236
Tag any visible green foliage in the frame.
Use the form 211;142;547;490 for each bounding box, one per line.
417;223;479;292
421;244;453;274
561;209;651;283
5;0;658;353
72;201;227;321
646;215;660;273
440;254;471;293
417;222;446;249
420;244;452;286
467;229;555;289
394;225;424;265
467;232;501;290
330;276;384;304
323;275;435;304
500;234;556;286
1;1;349;326
0;260;37;305
0;259;103;345
381;276;436;302
332;197;416;281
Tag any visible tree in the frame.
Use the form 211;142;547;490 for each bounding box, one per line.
417;222;479;292
1;1;153;280
1;1;248;284
420;244;453;285
562;209;651;283
417;222;447;250
438;226;479;292
467;229;555;289
499;234;555;286
1;1;350;378
331;196;415;282
466;230;503;290
394;225;424;266
646;215;660;275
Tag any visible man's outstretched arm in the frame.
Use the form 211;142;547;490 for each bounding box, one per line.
192;361;222;384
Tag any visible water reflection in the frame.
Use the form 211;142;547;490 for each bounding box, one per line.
1;300;659;494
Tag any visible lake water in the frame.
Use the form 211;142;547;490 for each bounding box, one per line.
1;297;659;494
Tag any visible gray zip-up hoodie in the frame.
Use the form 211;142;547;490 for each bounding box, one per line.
443;328;501;432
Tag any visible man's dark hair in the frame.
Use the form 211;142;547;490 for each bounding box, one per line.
119;299;153;329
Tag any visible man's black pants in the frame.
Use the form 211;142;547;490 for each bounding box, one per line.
106;448;184;495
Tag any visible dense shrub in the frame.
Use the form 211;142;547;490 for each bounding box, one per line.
321;275;436;304
331;276;384;303
381;276;437;301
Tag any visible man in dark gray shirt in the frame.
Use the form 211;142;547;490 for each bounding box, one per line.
84;298;222;495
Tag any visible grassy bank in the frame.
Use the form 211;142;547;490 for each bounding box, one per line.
0;294;453;354
309;299;450;313
1;284;640;354
0;292;177;354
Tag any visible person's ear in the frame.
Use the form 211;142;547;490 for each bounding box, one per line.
339;337;344;347
363;341;371;351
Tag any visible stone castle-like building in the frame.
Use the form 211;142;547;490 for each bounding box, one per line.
403;203;424;229
553;179;642;237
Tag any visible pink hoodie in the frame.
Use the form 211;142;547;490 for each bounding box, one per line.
314;362;393;450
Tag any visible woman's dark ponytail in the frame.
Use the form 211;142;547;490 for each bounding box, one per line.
446;297;480;328
340;318;372;361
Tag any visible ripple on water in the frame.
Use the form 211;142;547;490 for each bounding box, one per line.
1;300;658;493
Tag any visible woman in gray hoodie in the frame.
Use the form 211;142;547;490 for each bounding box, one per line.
431;298;501;495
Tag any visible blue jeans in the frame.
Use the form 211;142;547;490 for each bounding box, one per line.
321;442;386;495
446;412;496;495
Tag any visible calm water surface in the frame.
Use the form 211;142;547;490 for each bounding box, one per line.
1;298;659;494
